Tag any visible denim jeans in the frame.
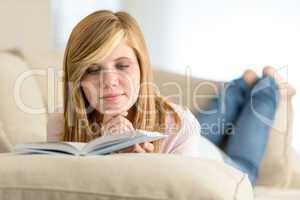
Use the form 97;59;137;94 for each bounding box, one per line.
195;75;280;186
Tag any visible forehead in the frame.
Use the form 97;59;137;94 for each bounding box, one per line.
101;40;137;63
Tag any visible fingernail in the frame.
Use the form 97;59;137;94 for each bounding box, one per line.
144;143;148;148
122;111;128;116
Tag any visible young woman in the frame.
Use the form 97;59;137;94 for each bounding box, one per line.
49;10;222;159
48;10;295;186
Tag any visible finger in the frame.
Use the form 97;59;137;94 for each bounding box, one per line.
121;111;128;117
117;143;149;154
105;116;134;133
119;116;134;130
107;123;132;135
141;142;154;152
103;111;128;124
117;144;142;153
132;144;146;153
105;119;132;134
103;114;131;128
117;146;134;153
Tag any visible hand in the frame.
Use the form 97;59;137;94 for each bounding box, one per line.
102;112;155;154
101;111;133;136
117;142;155;153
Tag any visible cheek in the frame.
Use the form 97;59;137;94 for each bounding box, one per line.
81;80;100;107
122;67;140;97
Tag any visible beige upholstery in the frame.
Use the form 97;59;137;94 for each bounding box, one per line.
257;97;294;187
0;52;46;147
254;187;300;200
21;50;64;112
0;154;253;200
290;150;300;188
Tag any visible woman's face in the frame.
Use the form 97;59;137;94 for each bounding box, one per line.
81;40;140;115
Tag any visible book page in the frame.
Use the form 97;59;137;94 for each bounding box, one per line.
86;130;168;155
64;142;86;152
14;142;81;155
14;130;168;156
82;132;138;153
16;148;75;155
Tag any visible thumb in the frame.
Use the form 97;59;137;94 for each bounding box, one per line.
142;142;154;152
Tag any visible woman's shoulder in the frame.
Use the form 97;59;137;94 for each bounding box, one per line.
167;103;200;130
160;103;224;161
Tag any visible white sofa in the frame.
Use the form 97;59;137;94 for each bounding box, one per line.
0;50;300;199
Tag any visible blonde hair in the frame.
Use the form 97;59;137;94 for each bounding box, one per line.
62;10;181;152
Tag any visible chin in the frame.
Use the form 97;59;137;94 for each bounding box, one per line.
99;104;130;115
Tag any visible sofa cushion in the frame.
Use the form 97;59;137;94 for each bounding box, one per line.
153;69;294;188
256;93;294;187
21;50;63;110
0;153;253;200
288;149;300;188
254;186;300;200
0;52;46;146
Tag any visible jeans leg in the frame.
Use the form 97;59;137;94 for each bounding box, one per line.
223;76;280;186
196;78;253;146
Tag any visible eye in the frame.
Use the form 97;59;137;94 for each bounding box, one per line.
86;66;101;75
116;64;129;70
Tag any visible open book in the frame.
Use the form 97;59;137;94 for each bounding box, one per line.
14;129;168;156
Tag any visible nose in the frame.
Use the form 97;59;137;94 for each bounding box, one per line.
101;70;119;89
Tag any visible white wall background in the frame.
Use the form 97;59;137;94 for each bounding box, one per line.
51;0;300;151
51;0;122;51
0;0;53;51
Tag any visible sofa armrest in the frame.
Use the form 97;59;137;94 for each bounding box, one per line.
288;149;300;189
257;95;294;187
0;154;253;200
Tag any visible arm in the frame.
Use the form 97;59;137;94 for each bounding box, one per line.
160;105;224;161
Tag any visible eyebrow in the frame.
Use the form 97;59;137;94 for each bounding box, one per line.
90;57;133;67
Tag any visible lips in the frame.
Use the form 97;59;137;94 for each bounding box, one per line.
100;93;125;102
101;93;124;99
